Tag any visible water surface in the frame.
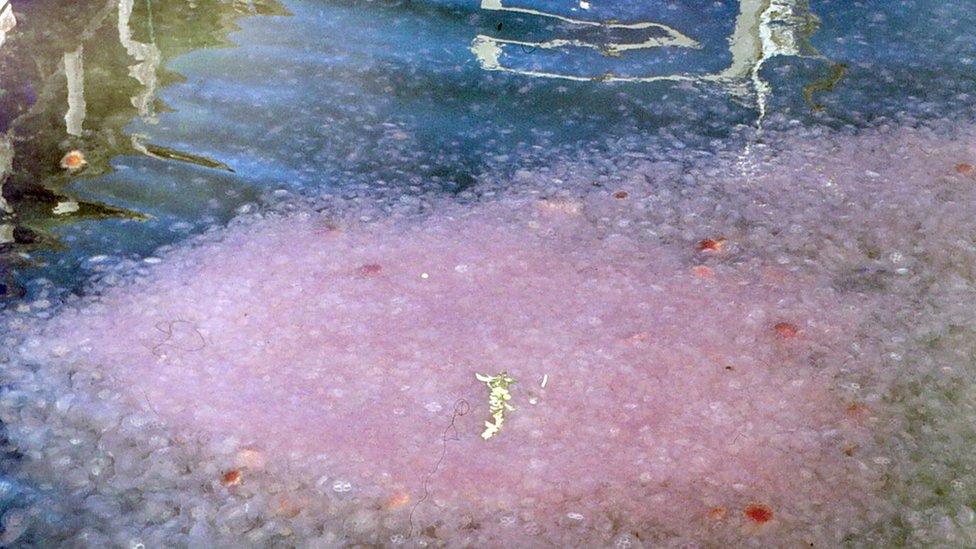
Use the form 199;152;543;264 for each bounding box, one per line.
1;1;976;547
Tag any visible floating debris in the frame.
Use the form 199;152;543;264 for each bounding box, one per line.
476;372;516;440
141;143;234;172
802;62;847;111
956;162;975;176
52;200;80;215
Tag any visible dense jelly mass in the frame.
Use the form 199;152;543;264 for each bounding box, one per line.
5;122;976;546
24;197;876;542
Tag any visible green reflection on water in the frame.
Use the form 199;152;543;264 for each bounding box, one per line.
0;0;285;294
803;62;847;111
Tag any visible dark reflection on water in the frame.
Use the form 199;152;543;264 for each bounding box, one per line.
0;0;974;304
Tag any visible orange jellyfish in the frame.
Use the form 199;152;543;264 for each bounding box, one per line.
773;322;799;339
744;504;773;524
692;265;715;278
358;263;383;277
221;469;242;486
60;150;87;171
698;237;726;253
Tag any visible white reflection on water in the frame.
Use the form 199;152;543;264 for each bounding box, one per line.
1;1;15;217
479;0;700;50
119;0;167;159
0;0;14;50
472;0;823;123
0;132;11;218
118;0;161;124
64;46;87;137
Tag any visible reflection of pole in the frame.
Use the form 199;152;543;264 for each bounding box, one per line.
718;0;821;126
0;0;15;50
472;0;821;127
0;131;12;215
480;0;698;43
118;0;161;123
472;35;697;83
0;2;14;217
471;0;703;84
473;32;699;58
64;46;87;137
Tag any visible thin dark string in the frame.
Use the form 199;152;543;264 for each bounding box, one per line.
408;398;470;536
150;319;207;357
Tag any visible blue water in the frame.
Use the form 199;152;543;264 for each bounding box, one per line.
11;0;976;301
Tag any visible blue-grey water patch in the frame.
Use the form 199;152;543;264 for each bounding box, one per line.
3;0;975;300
